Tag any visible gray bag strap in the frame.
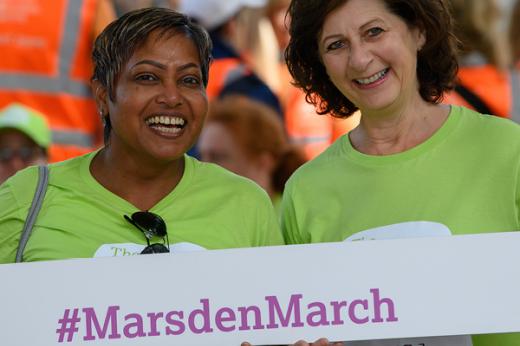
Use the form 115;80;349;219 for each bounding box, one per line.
15;165;49;263
511;69;520;123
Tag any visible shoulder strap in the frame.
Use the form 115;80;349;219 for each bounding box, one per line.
15;165;49;263
454;82;493;115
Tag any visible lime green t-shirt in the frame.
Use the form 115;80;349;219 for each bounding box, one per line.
281;106;520;346
0;152;283;263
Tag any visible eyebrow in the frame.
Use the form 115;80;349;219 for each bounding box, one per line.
359;18;385;31
321;18;385;44
131;60;200;72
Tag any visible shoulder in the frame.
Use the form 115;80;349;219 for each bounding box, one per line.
453;106;520;143
1;154;86;203
1;165;41;207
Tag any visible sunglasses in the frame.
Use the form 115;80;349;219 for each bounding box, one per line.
0;146;46;163
124;211;170;254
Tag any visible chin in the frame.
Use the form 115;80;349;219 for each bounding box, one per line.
149;147;186;162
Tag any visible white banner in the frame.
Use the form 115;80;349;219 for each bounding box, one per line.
1;232;520;345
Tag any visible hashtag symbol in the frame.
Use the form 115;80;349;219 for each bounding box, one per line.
56;308;81;343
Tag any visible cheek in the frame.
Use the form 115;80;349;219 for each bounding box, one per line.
191;94;209;123
323;55;346;82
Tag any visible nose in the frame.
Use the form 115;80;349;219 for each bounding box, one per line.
156;81;183;107
348;42;372;72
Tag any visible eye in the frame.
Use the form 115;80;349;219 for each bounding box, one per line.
367;27;384;37
181;75;201;87
325;40;346;52
135;73;158;82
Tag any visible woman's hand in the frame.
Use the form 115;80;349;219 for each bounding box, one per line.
292;339;344;346
241;339;344;346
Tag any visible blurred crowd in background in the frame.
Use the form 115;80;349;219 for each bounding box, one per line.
0;0;519;200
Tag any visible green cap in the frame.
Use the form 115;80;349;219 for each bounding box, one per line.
0;103;51;149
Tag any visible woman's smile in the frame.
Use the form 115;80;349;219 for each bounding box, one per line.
354;67;390;88
145;113;187;137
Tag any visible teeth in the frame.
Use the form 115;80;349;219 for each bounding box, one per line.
146;116;185;126
149;125;182;134
356;69;388;85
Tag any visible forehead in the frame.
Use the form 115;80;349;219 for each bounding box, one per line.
127;30;201;66
322;0;392;33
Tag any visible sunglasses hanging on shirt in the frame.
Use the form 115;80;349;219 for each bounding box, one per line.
124;211;170;254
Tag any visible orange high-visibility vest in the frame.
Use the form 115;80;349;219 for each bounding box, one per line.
443;65;515;118
206;57;250;100
284;87;359;160
0;0;103;162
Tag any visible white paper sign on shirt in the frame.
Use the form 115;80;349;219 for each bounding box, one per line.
1;231;520;346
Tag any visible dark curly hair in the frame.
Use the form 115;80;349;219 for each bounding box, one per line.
285;0;459;118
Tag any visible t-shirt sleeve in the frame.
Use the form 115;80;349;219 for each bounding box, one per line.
280;179;306;245
254;191;284;246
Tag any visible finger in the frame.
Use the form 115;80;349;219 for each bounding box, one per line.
292;340;310;346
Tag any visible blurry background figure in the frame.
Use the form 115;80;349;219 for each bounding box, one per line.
179;0;282;159
112;0;179;15
510;0;520;123
444;0;520;120
199;96;306;213
0;103;50;184
179;0;282;115
232;5;281;94
511;0;520;68
265;0;360;160
0;0;115;162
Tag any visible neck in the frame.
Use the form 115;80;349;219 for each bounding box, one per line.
90;147;185;211
350;101;450;156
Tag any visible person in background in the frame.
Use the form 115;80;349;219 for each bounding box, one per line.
0;0;116;162
0;8;282;263
510;0;520;67
265;0;360;160
179;0;282;115
112;0;179;16
245;0;520;345
510;0;520;123
198;95;306;214
443;0;519;119
0;103;50;185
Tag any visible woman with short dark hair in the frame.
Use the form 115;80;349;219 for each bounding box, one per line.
0;8;283;262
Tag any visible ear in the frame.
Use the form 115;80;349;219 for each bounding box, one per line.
416;29;426;51
91;79;109;116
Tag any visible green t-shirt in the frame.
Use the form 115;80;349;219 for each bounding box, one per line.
0;152;283;263
282;106;520;346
